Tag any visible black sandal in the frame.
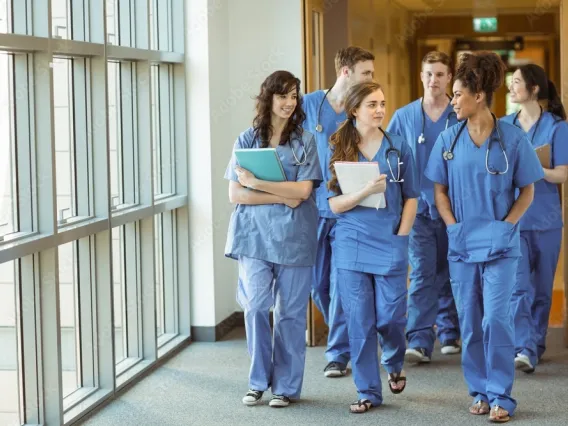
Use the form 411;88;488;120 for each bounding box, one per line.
349;399;373;413
388;372;406;394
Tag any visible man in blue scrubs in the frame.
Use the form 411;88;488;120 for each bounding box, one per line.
303;46;375;377
387;51;461;364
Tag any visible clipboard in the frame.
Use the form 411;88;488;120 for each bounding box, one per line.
333;161;386;209
535;143;551;168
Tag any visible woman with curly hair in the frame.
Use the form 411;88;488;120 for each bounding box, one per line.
224;70;322;408
425;52;544;422
324;81;419;413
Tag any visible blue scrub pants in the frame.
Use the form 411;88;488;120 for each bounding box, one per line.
449;257;518;415
312;217;350;365
407;215;460;356
237;256;312;398
512;229;562;365
336;268;407;407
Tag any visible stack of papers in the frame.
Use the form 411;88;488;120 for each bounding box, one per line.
333;161;386;209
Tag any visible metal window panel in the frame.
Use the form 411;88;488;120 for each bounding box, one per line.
171;0;183;54
133;0;148;50
119;62;137;206
19;256;40;423
89;56;110;219
117;0;132;47
76;236;95;389
71;57;93;218
124;221;140;358
12;0;31;36
33;53;57;234
37;248;64;425
156;0;171;51
172;63;187;196
139;216;157;360
32;0;49;38
71;0;87;42
175;207;190;337
162;210;176;335
157;64;173;194
14;54;35;235
88;0;104;44
136;61;153;204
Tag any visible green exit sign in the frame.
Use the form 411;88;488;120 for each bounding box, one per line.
473;17;498;33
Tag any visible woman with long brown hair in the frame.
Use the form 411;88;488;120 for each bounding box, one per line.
324;81;419;413
224;70;322;408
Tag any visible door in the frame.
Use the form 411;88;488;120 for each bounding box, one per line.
303;0;326;347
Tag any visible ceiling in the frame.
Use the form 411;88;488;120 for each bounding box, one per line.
394;0;560;13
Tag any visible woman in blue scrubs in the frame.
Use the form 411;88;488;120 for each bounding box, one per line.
225;70;322;408
501;64;568;373
425;52;544;423
325;81;419;413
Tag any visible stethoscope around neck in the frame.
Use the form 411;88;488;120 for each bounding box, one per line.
442;113;509;175
315;86;334;133
513;105;543;145
417;94;457;144
379;127;404;183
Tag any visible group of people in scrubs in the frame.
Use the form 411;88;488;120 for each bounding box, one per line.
223;44;568;423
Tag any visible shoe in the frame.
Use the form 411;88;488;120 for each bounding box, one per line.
242;389;263;406
441;339;461;355
269;395;290;407
405;348;431;364
324;361;347;377
514;353;535;374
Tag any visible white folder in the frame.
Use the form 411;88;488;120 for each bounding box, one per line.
333;161;386;209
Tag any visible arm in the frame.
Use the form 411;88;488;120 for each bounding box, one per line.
328;175;387;214
434;183;457;226
504;184;534;224
249;179;313;201
397;198;418;235
543;165;568;184
229;181;301;207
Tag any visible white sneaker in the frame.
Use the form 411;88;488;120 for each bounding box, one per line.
269;395;290;407
514;354;535;374
441;340;461;355
405;348;431;364
242;389;263;406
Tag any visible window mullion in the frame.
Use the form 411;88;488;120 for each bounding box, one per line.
73;58;91;218
162;210;175;335
158;65;172;195
77;237;95;388
140;216;157;359
121;62;136;205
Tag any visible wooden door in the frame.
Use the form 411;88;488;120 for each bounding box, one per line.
303;0;327;347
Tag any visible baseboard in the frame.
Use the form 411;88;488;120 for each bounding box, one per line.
191;311;275;342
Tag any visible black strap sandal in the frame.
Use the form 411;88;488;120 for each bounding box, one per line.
349;399;372;414
388;372;406;394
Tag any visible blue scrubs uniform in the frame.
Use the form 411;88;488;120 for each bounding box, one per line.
425;120;544;415
501;112;568;366
224;128;322;398
387;100;460;356
303;90;350;365
325;131;419;406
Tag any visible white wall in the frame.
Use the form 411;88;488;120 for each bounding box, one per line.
186;0;304;327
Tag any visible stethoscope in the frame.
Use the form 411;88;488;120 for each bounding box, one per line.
442;113;509;175
417;95;457;144
512;105;543;145
379;127;404;183
315;87;334;133
291;139;307;166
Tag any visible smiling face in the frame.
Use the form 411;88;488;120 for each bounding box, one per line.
421;62;452;98
352;88;385;128
509;69;537;104
451;79;485;121
271;86;298;121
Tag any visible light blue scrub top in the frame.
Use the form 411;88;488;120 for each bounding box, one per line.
303;90;347;218
224;127;323;267
387;99;459;220
425;120;545;263
500;111;568;232
324;131;420;275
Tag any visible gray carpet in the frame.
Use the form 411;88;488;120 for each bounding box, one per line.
81;327;568;425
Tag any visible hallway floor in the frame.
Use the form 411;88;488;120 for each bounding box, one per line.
81;327;568;426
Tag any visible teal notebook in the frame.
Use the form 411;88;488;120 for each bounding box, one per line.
234;148;287;182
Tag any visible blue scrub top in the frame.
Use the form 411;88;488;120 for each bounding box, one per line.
387;99;458;220
303;90;347;219
325;131;420;275
224;127;323;267
501;111;568;232
425;120;545;263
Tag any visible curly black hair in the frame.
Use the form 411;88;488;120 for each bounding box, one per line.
454;51;507;106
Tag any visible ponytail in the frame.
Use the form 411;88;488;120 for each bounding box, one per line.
547;80;566;121
327;119;361;194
